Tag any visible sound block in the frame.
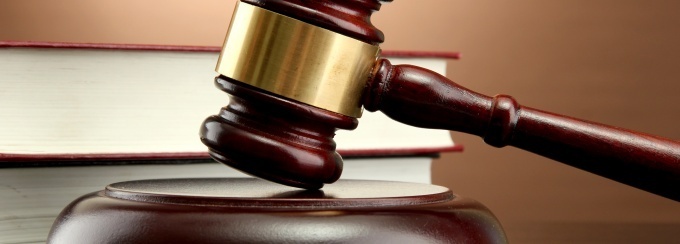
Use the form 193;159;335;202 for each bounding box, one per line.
48;178;507;243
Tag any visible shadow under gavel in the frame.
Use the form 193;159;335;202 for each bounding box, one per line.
200;0;679;201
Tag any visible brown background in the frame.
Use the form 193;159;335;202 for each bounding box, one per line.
2;0;679;243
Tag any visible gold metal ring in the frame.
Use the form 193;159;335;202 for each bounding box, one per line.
216;2;381;118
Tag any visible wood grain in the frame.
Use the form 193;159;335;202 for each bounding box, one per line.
367;58;680;200
48;179;507;243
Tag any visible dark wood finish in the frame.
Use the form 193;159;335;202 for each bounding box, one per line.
365;59;680;201
241;0;391;45
200;77;358;189
201;0;680;200
200;0;393;190
104;178;454;207
48;178;507;243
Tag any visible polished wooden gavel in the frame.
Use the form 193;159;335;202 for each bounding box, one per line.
200;0;680;201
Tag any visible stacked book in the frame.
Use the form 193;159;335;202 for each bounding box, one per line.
0;41;461;243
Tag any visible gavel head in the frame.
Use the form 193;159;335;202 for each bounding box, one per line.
200;0;391;189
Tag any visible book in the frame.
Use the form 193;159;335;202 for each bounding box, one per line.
0;41;461;163
0;41;461;242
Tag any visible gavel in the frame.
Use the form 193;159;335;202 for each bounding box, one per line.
199;0;680;201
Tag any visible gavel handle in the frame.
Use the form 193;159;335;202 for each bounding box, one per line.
365;58;680;201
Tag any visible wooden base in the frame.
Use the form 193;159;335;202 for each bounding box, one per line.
48;178;507;243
